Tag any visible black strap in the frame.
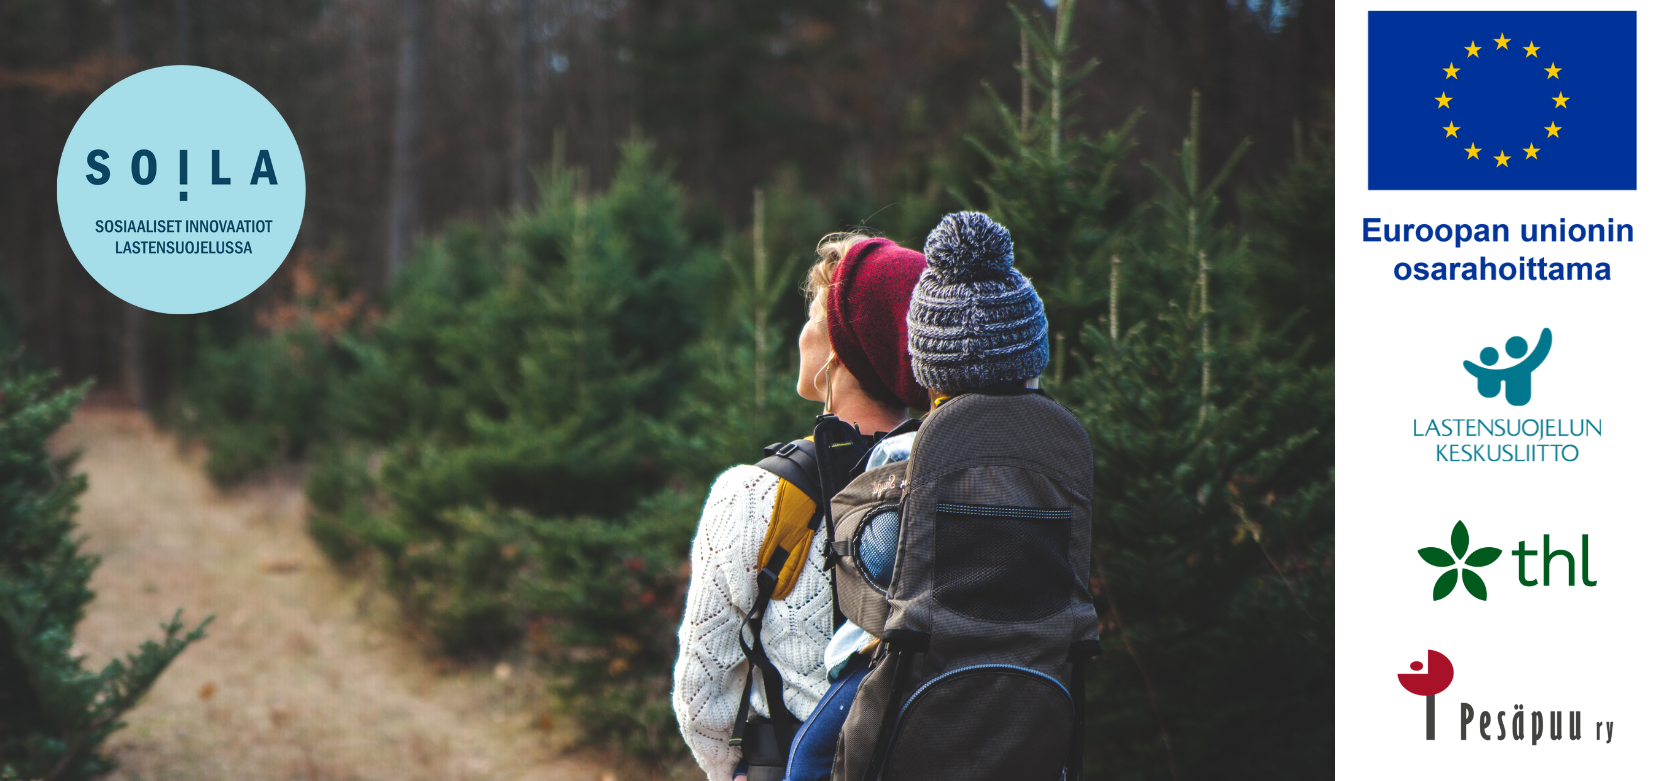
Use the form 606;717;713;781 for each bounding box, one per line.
882;627;932;653
733;424;887;765
812;414;870;510
731;558;799;762
812;414;874;566
812;414;877;631
754;439;822;510
1067;640;1101;781
861;629;931;780
737;426;872;758
728;683;753;746
879;416;923;440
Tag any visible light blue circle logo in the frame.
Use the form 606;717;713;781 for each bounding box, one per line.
56;66;305;314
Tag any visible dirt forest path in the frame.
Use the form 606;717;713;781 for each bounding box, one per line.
51;406;615;781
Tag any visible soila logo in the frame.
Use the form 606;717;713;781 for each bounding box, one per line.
1397;650;1615;744
56;66;305;314
1462;327;1551;406
1416;520;1595;601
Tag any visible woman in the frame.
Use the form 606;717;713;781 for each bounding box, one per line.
672;233;930;781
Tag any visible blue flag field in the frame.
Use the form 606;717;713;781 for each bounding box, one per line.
1367;11;1636;190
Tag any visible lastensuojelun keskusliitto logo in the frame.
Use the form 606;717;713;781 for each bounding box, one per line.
1414;327;1606;464
1463;328;1550;407
1367;10;1635;190
1415;520;1596;602
1398;651;1616;744
56;66;304;314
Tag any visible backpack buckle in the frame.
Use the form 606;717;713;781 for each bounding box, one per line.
764;441;804;458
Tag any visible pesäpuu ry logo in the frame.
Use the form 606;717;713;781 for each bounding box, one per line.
1419;521;1503;600
1396;649;1616;744
1463;327;1551;406
1399;650;1455;740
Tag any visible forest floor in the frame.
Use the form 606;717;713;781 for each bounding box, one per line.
51;404;620;781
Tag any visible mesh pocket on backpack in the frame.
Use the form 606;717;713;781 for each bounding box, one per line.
856;505;901;591
933;502;1073;622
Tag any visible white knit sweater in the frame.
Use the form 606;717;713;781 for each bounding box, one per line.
673;464;835;781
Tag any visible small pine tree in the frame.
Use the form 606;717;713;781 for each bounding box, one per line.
300;139;715;655
965;0;1142;363
525;165;828;765
0;359;212;781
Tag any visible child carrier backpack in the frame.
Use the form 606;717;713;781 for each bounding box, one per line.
821;385;1100;781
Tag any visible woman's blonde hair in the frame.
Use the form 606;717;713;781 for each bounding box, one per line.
805;231;876;321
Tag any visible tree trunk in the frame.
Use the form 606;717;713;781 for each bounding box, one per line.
174;0;191;65
510;0;533;207
387;0;432;286
120;0;149;408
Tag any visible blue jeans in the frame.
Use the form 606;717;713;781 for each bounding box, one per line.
783;659;867;781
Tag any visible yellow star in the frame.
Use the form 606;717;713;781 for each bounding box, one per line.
1443;62;1460;79
1552;92;1569;108
1495;150;1511;167
1465;143;1482;159
1545;62;1561;79
1524;41;1540;57
1523;143;1540;159
1465;41;1481;57
1494;34;1511;50
1544;122;1562;137
1436;91;1453;108
1443;122;1460;138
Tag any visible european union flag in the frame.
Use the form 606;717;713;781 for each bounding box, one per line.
1368;11;1636;190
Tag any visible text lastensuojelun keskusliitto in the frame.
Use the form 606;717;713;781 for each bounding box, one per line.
1362;217;1629;282
1414;417;1601;462
94;218;275;255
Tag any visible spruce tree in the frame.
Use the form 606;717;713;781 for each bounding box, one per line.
974;4;1334;778
0;359;211;781
302;139;723;659
1067;76;1333;781
1246;101;1336;366
965;0;1141;372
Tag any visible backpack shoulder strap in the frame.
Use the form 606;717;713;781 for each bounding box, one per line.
755;439;821;502
753;439;823;601
729;437;825;762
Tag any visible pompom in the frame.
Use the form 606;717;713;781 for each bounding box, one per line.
922;211;1015;283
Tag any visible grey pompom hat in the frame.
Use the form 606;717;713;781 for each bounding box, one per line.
907;212;1049;394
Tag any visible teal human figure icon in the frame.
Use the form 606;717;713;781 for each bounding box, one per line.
1463;328;1552;406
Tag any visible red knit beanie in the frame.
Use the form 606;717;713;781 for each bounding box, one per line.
825;237;931;412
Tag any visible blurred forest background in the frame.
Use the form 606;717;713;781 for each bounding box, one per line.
0;0;1333;779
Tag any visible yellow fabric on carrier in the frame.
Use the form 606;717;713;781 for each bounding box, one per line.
755;439;819;601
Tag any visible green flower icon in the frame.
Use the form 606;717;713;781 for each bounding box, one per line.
1419;520;1503;601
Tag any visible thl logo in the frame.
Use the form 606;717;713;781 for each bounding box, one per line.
1417;521;1595;601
